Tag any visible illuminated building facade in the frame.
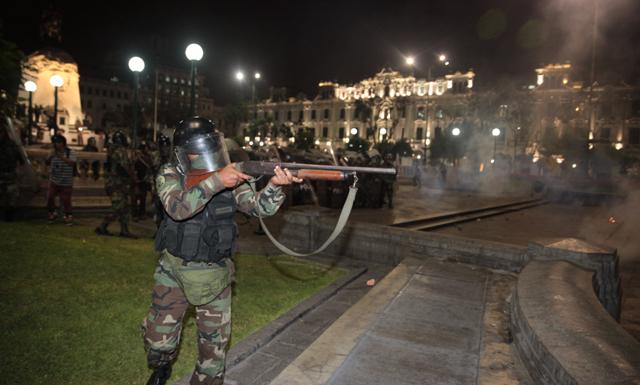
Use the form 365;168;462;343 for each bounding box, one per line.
242;68;475;152
530;63;640;156
79;65;222;139
18;49;85;144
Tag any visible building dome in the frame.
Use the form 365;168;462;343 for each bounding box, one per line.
28;47;77;65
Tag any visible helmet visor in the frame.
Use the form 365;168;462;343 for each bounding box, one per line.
175;132;230;173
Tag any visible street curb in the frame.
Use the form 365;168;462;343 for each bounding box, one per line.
226;264;367;368
172;264;367;385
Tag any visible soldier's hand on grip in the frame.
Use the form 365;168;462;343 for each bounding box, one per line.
216;163;251;188
270;166;303;186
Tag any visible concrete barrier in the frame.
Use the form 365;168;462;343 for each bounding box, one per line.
528;238;622;321
279;208;622;318
511;261;640;385
280;207;528;271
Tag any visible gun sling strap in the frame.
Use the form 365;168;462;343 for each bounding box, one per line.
249;179;358;257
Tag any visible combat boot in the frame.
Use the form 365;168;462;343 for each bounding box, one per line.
95;222;112;236
119;222;138;239
146;363;172;385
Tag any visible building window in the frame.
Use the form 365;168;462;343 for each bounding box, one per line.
110;90;114;98
312;110;317;120
103;89;107;97
87;100;92;109
102;103;107;110
298;110;304;121
274;111;279;121
322;127;328;138
339;108;345;120
287;111;292;121
416;127;424;140
324;109;329;119
117;91;121;98
629;127;640;145
417;107;426;120
59;117;65;125
124;93;129;100
339;127;345;138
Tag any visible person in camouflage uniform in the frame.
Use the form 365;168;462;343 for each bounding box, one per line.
143;117;302;385
95;130;137;237
151;133;172;228
0;118;24;221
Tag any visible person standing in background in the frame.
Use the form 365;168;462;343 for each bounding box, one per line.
46;134;76;225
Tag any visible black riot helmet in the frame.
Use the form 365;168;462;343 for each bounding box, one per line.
173;116;230;173
51;133;67;146
111;130;128;147
158;133;171;148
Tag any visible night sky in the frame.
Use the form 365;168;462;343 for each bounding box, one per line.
3;0;640;104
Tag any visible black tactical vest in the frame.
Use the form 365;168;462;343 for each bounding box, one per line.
155;189;238;263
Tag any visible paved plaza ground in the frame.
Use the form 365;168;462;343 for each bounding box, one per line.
29;179;639;384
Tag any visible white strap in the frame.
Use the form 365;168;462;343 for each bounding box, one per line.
253;183;358;257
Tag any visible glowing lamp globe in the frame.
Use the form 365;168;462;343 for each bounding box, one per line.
185;44;204;61
50;75;64;88
25;81;37;92
128;56;145;72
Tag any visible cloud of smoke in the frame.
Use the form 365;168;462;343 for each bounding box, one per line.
539;0;639;80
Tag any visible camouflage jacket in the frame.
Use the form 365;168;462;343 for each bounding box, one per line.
0;138;23;180
106;146;132;191
156;163;286;221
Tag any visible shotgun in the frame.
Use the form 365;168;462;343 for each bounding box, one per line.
185;161;396;189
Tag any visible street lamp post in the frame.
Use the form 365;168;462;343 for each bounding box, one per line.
185;43;204;115
128;56;145;149
428;54;449;81
252;72;261;105
235;70;246;103
49;75;63;136
24;80;37;144
492;127;501;163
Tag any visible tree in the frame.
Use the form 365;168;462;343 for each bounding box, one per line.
393;138;412;157
354;99;374;141
223;101;248;137
374;139;395;159
347;136;370;154
293;128;315;151
0;34;25;115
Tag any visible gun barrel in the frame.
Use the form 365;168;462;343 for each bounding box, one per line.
240;161;396;175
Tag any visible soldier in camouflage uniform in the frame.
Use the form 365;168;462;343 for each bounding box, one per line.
95;130;137;237
0;119;24;221
151;133;172;228
143;117;302;385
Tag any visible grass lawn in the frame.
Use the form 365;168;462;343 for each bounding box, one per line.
0;221;346;385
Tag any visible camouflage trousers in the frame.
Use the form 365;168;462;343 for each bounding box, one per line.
0;179;19;208
142;250;233;385
102;190;130;226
